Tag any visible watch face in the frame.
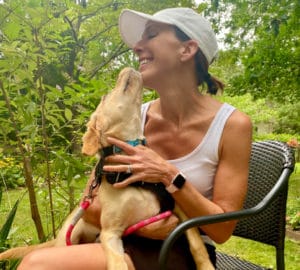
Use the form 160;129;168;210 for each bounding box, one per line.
173;173;186;189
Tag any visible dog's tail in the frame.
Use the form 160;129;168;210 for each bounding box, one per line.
0;239;56;261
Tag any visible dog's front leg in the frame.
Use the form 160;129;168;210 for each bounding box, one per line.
174;205;215;270
98;182;130;270
100;229;128;270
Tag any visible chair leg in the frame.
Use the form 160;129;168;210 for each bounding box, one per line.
276;248;285;270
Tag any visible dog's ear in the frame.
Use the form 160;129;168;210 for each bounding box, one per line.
81;114;100;156
82;96;108;156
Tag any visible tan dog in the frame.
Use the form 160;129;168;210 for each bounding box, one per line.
0;67;214;270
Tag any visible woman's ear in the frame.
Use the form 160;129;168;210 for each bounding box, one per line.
180;40;199;62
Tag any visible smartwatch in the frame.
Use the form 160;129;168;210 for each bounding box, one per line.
165;173;186;193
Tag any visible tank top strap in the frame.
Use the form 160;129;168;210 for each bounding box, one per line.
201;103;236;159
141;101;152;132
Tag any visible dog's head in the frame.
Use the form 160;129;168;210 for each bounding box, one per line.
82;67;143;156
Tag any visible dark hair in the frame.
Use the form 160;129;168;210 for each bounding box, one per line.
173;26;224;95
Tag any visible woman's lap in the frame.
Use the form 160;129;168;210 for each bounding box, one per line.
18;234;215;270
124;234;216;270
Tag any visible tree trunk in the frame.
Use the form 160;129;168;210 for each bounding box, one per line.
1;80;46;242
23;156;46;241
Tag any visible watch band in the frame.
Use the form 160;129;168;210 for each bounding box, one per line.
165;173;186;193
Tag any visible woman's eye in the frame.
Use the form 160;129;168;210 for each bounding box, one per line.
146;30;158;39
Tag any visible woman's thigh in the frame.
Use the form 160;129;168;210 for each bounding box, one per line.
17;243;135;270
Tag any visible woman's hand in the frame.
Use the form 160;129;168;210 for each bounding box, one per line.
135;214;179;240
103;137;178;188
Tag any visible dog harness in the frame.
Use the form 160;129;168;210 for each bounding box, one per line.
65;138;172;246
95;138;146;186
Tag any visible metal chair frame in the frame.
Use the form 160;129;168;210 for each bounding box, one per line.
159;140;295;270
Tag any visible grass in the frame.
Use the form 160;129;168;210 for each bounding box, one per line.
216;236;299;270
0;180;86;246
0;165;299;269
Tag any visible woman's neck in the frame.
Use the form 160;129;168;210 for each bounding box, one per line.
153;89;206;128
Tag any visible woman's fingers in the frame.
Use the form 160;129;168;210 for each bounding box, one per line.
103;136;177;188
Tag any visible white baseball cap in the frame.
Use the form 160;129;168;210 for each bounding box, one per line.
119;7;218;65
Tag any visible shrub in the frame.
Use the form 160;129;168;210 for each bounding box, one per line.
0;152;24;189
287;212;300;231
253;133;300;143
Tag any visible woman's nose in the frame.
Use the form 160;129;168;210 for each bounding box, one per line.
133;39;144;54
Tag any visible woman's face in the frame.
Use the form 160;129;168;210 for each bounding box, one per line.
133;22;185;88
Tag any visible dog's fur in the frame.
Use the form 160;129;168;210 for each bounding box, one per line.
0;67;214;270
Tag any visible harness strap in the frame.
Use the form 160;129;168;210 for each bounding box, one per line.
66;201;172;245
102;138;146;156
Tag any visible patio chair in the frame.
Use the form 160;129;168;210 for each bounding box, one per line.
159;140;295;270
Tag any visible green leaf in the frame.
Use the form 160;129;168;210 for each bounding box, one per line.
0;200;19;246
64;108;73;121
46;115;60;128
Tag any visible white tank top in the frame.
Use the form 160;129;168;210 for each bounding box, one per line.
141;102;236;200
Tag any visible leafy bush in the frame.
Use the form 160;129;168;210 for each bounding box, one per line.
253;133;300;143
287;212;300;230
274;102;300;135
0;153;24;189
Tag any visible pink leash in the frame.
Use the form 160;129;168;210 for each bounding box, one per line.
123;210;172;236
65;200;172;245
66;200;91;246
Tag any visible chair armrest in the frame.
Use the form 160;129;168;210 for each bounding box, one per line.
159;167;293;269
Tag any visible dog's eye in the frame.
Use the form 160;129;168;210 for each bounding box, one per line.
123;78;131;92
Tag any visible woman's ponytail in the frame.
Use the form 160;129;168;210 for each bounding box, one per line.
195;50;224;95
204;72;224;95
174;26;224;95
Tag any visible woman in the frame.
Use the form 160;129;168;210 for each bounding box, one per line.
18;7;252;270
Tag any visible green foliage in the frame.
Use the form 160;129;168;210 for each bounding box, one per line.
0;197;19;248
254;133;300;143
274;102;300;134
288;212;300;230
0;153;23;189
0;0;198;240
286;163;300;231
209;0;299;104
0;0;119;189
217;93;279;126
217;93;299;144
0;188;20;269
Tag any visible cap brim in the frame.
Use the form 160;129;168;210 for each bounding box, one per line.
119;9;159;48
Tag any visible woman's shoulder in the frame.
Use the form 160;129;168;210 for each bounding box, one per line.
217;105;252;162
207;95;252;132
221;106;253;150
228;107;252;132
